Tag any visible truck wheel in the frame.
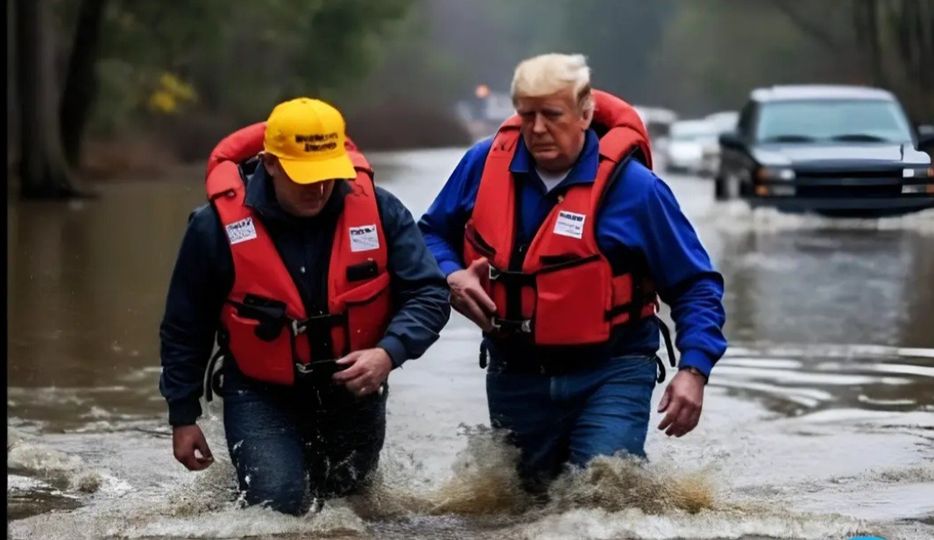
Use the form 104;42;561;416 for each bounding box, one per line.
715;176;730;201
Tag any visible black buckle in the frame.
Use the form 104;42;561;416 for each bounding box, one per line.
290;313;346;336
491;317;532;334
294;358;341;376
488;266;534;286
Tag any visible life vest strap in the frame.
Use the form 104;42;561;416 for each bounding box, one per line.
294;358;343;376
491;317;532;334
204;348;226;403
290;313;347;336
655;316;678;383
488;265;535;286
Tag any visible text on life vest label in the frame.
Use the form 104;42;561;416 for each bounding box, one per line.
349;224;380;252
554;211;586;239
226;217;257;245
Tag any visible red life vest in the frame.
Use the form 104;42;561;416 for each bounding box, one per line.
205;122;392;386
463;90;658;346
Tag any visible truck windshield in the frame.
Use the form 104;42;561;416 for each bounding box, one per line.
756;99;913;144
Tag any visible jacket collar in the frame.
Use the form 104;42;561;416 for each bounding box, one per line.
243;159;347;224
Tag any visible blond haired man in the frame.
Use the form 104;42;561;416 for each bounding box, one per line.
420;54;726;491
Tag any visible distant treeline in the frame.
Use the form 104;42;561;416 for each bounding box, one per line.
7;0;933;194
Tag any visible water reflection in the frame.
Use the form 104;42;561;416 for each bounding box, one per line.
719;228;933;347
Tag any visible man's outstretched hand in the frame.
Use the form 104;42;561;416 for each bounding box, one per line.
448;257;496;332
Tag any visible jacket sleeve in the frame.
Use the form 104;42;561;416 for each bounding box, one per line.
635;175;727;378
376;188;452;368
417;138;492;277
158;204;232;426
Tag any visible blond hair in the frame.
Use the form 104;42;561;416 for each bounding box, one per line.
510;53;593;112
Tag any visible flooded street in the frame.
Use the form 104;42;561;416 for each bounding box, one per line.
7;148;934;539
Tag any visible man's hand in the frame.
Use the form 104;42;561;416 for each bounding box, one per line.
332;347;392;397
657;368;706;437
447;257;496;332
172;424;214;471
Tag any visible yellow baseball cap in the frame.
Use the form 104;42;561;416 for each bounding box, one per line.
263;97;356;184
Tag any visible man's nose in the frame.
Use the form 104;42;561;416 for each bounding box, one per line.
532;113;547;134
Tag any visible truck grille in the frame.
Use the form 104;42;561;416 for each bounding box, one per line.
794;169;903;198
795;184;902;198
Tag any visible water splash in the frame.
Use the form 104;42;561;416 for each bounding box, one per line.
546;455;718;515
350;425;531;519
8;428;104;493
7;420;924;539
425;425;532;516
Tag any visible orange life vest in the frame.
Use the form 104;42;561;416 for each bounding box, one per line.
205;122;392;386
463;90;658;347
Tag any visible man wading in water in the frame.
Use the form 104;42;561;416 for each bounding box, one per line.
419;53;726;492
159;98;450;514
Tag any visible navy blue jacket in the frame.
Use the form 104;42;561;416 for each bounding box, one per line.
160;160;451;426
418;131;726;376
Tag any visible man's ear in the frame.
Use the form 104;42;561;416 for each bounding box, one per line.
261;153;277;174
582;106;594;131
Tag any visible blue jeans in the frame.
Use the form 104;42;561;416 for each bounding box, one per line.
222;362;387;515
486;354;657;492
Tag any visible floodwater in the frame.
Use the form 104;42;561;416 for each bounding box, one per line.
7;148;934;540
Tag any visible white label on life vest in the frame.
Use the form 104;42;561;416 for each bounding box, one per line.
554;211;586;239
349;224;380;252
226;217;257;245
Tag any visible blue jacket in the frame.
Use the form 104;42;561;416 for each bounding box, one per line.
160;160;451;426
418;130;726;376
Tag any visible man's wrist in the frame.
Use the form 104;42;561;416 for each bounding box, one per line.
439;260;464;278
679;365;708;384
376;337;406;369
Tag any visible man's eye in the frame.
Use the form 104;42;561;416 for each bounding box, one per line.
519;112;535;119
544;111;562;119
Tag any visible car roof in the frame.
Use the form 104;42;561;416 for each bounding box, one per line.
750;85;896;102
670;119;718;136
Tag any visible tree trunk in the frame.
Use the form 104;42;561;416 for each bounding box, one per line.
853;0;885;87
60;0;108;167
15;0;79;198
8;0;18;174
865;1;885;86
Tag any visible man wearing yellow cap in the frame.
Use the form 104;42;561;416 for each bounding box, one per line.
159;98;450;514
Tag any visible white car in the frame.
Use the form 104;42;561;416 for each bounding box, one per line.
664;120;718;175
633;105;677;157
700;111;739;177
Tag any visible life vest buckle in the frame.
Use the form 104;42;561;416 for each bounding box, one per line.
491;317;532;334
291;319;308;336
294;358;340;376
488;266;534;286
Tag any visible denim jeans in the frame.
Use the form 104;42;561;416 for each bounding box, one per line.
486;354;658;492
221;362;387;515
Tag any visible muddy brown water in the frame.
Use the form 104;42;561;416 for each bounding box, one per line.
7;148;934;539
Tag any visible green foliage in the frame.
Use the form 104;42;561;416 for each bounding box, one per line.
52;0;415;136
45;0;933;157
648;0;845;114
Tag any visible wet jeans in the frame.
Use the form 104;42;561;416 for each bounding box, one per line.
221;362;387;515
486;354;658;492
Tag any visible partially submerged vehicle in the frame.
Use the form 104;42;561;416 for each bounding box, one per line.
717;85;934;217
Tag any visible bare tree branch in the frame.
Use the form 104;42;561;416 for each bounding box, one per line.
769;0;842;53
